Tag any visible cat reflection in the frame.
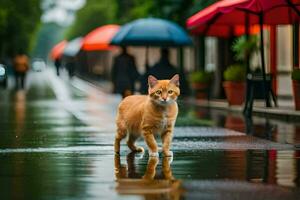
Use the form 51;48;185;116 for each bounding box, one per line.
114;152;183;200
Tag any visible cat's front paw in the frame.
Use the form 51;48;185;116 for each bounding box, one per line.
163;150;173;157
149;151;159;157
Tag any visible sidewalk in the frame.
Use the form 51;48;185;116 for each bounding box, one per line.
188;98;300;121
76;74;300;121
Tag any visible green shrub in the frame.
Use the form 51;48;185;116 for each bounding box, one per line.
190;71;212;83
232;35;259;61
223;65;246;82
292;68;300;81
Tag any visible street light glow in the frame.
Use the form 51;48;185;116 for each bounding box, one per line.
0;65;5;76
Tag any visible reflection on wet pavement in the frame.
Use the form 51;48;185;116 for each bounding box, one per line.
180;105;300;146
115;153;183;199
0;70;300;199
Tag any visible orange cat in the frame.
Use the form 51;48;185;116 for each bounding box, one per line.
114;74;180;157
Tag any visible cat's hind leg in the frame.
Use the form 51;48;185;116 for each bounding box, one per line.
127;134;144;153
114;127;127;154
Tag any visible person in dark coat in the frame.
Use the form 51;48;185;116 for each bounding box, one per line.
149;48;177;79
140;48;178;94
111;47;139;98
54;58;61;76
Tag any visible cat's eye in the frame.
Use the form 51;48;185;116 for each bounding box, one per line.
156;90;162;95
168;90;173;94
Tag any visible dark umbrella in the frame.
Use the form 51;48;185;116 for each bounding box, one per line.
111;18;193;96
111;18;192;47
111;18;192;71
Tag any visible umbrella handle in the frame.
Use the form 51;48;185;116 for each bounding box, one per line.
259;14;271;108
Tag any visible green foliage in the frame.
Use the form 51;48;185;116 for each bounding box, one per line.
232;35;259;62
0;0;41;57
115;0;190;25
189;71;212;83
129;0;155;19
176;110;214;127
66;0;217;39
292;68;300;81
115;0;155;24
66;0;117;40
224;64;246;82
189;0;218;16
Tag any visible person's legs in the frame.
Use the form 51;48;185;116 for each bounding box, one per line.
15;72;20;89
20;72;26;89
56;65;60;76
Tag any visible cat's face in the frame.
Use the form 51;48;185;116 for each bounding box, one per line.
148;74;180;106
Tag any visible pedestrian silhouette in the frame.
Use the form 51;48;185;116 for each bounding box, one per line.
65;58;76;78
111;47;139;98
13;52;29;89
149;48;178;79
54;58;61;76
140;48;178;94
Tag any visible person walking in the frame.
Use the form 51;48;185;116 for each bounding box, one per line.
54;58;61;76
148;48;178;79
13;53;29;89
140;48;178;94
111;47;139;98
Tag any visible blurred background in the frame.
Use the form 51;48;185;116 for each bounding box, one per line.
0;0;297;102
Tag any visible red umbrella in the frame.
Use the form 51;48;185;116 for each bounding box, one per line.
187;0;300;32
187;0;300;109
50;40;67;60
82;24;120;51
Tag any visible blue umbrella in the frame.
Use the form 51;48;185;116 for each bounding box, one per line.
111;18;192;47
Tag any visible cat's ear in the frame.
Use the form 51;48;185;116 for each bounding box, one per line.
170;74;180;87
148;75;158;88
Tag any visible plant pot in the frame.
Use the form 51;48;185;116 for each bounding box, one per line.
191;82;209;99
292;80;300;110
223;81;245;105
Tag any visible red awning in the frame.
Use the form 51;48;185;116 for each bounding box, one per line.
50;40;67;60
82;24;120;51
189;24;262;37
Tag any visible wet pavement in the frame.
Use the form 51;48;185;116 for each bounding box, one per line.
0;69;300;200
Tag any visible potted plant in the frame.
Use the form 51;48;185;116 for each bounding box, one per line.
222;35;258;106
292;68;300;110
223;64;246;105
190;71;212;99
232;35;259;62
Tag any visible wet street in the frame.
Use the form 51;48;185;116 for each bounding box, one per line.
0;69;300;200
